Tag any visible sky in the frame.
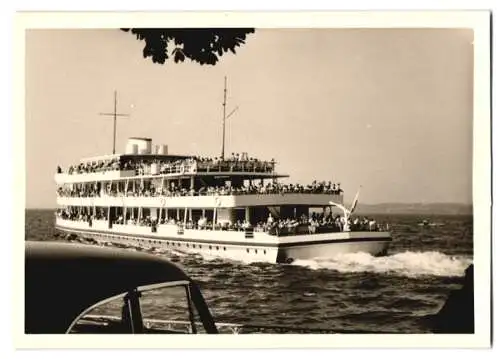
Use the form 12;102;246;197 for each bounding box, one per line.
25;28;473;208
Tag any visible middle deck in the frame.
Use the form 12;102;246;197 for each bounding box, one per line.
56;192;343;209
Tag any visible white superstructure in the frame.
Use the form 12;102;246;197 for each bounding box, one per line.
54;138;391;263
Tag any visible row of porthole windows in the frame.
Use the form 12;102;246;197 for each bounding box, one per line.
107;236;267;256
142;239;230;252
246;248;267;255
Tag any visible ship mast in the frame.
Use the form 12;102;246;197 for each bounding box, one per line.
99;91;130;155
221;77;227;159
220;77;238;159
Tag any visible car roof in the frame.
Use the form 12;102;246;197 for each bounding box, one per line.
25;241;192;333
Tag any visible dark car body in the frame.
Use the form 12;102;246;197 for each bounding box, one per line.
25;241;218;334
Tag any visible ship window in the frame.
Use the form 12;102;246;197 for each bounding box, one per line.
209;245;212;250
216;246;219;251
246;249;249;253
223;247;226;251
264;250;266;255
254;249;258;254
199;245;202;249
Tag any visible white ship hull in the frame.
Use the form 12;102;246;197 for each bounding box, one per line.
55;218;391;263
277;241;389;262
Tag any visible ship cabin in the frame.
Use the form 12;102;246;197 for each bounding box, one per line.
55;138;346;236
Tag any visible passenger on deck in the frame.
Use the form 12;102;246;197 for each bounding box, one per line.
308;219;319;234
242;220;251;230
369;219;377;231
198;216;207;230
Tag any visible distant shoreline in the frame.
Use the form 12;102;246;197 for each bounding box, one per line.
356;203;473;215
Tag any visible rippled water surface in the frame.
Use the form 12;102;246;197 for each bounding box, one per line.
25;210;473;333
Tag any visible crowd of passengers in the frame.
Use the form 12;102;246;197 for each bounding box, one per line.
57;180;343;198
57;210;385;234
256;213;386;234
56;209;106;222
56;152;276;176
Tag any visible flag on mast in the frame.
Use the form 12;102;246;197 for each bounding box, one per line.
349;186;362;214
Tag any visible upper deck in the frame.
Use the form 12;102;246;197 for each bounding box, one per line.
55;155;285;185
55;137;284;184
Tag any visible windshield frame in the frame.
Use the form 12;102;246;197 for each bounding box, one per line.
65;280;205;334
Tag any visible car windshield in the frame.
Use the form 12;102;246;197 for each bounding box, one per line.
68;281;209;334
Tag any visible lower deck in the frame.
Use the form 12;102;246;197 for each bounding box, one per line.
55;218;391;263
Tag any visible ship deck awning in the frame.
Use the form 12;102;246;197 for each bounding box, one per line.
197;172;289;179
55;170;289;185
109;171;289;181
80;153;191;164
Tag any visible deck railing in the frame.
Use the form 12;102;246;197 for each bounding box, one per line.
56;216;389;235
57;187;343;198
57;160;277;179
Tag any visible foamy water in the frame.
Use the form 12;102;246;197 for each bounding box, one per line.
152;247;471;278
291;251;472;278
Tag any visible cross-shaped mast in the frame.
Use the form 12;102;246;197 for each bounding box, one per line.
99;90;130;154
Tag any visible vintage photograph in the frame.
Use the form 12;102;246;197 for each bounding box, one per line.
19;12;491;348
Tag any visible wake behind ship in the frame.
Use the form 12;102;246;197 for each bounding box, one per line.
54;135;392;263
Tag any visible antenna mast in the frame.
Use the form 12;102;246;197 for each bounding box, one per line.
99;90;130;154
221;76;227;159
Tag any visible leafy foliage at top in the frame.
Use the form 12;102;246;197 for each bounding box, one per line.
121;28;255;65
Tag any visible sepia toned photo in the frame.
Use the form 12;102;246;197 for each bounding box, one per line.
17;11;491;348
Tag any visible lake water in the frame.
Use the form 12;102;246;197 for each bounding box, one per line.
25;209;473;333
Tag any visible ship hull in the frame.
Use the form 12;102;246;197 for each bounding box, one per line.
276;240;389;263
55;219;391;264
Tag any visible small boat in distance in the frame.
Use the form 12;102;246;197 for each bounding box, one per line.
54;86;391;263
418;219;444;227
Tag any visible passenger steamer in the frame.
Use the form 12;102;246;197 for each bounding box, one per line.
54;90;391;264
55;137;391;263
